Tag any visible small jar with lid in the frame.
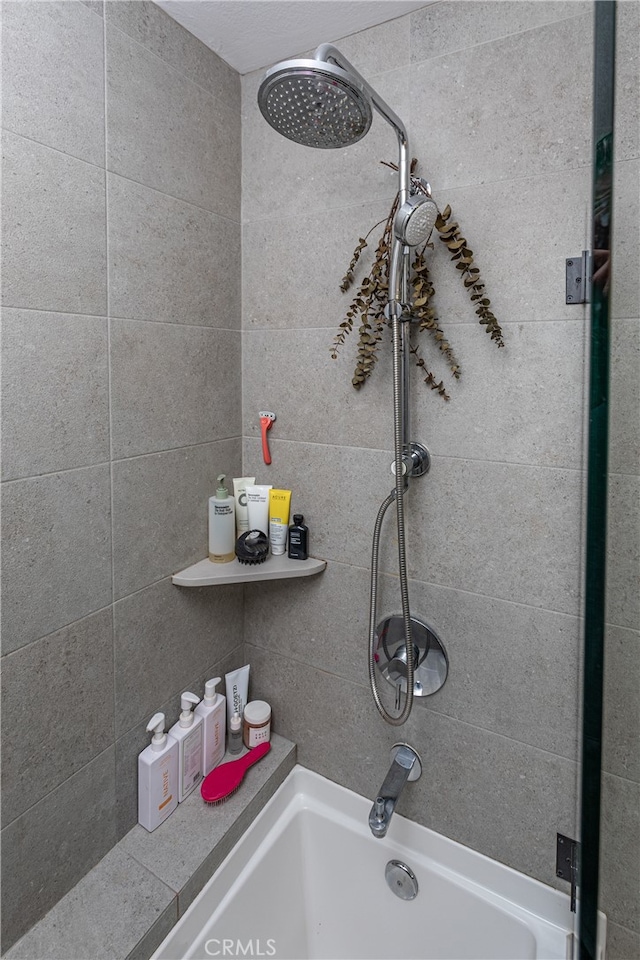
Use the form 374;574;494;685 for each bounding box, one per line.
243;700;271;749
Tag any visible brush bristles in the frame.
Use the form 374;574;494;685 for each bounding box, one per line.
203;784;240;805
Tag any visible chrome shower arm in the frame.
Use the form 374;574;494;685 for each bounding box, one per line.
313;44;409;203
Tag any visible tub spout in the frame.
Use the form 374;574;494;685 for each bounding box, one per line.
368;743;421;839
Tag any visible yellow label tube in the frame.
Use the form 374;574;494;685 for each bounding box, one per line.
269;489;292;556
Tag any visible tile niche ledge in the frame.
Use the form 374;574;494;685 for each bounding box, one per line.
4;735;296;960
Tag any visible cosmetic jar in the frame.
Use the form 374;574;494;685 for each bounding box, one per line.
243;700;271;748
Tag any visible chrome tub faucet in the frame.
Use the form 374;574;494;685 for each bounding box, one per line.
369;743;422;839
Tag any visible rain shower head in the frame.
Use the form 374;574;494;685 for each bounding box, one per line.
258;58;373;149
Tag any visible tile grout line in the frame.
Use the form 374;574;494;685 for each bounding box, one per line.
0;126;241;227
245;642;584;769
103;13;119;787
105;9;239;121
1;302;242;331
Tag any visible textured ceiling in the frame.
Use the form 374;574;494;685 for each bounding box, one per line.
155;1;429;74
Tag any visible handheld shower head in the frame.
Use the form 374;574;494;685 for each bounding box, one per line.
394;195;439;247
258;58;373;149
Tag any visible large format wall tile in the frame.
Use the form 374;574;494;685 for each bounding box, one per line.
1;132;107;315
409;14;593;190
1;309;110;481
113;577;243;736
314;15;410;78
599;773;640;934
614;0;640;162
1;466;112;654
606;473;640;631
603;625;640;783
110;320;241;458
377;574;581;759
105;0;239;112
420;171;591;325
606;921;640;960
410;1;589;62
243;438;584;616
0;748;116;953
611;160;640;320
1;608;115;827
112;438;241;599
400;457;584;616
243;320;587;469
609;319;640;475
246;562;581;759
242;197;392;330
108;174;240;327
1;0;105;165
244;560;369;685
106;25;240;218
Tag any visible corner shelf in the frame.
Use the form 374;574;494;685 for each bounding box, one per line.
172;553;326;587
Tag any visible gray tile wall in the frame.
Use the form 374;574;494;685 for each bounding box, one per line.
241;2;636;944
0;0;241;950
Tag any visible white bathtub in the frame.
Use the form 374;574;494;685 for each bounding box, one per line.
154;765;593;960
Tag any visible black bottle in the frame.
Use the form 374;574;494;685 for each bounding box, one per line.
288;514;309;560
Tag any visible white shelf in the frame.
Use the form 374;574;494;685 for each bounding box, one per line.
172;553;327;587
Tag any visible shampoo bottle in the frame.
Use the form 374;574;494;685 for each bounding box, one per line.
195;677;226;776
138;713;178;832
169;692;203;801
288;514;309;560
209;475;235;563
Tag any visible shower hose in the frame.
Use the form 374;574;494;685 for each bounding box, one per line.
367;312;415;726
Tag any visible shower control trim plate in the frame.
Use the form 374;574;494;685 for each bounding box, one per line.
374;614;448;697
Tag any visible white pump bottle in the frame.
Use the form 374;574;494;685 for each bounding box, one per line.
195;677;226;776
168;692;203;801
138;713;178;832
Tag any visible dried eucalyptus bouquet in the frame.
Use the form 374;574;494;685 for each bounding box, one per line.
330;160;504;400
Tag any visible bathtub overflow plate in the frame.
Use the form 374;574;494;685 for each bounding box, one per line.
385;860;419;901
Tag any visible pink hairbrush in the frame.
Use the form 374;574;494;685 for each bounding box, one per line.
201;742;271;804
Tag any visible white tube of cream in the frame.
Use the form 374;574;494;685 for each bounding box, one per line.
225;664;250;729
245;485;272;537
232;477;255;537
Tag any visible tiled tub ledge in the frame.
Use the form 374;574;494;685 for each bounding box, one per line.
4;735;296;960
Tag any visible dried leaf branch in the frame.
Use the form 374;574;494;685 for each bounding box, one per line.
435;205;505;348
331;159;504;398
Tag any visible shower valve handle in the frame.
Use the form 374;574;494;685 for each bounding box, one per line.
259;411;276;465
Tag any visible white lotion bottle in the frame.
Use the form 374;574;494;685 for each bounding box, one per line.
168;692;203;801
138;713;178;832
195;677;226;776
209;475;236;563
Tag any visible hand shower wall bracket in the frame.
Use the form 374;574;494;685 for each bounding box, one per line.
390;442;431;479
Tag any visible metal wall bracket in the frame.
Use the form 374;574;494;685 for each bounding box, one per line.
556;833;579;913
566;251;592;304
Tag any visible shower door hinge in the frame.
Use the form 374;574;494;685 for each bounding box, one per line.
566;251;592;304
556;833;579;913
